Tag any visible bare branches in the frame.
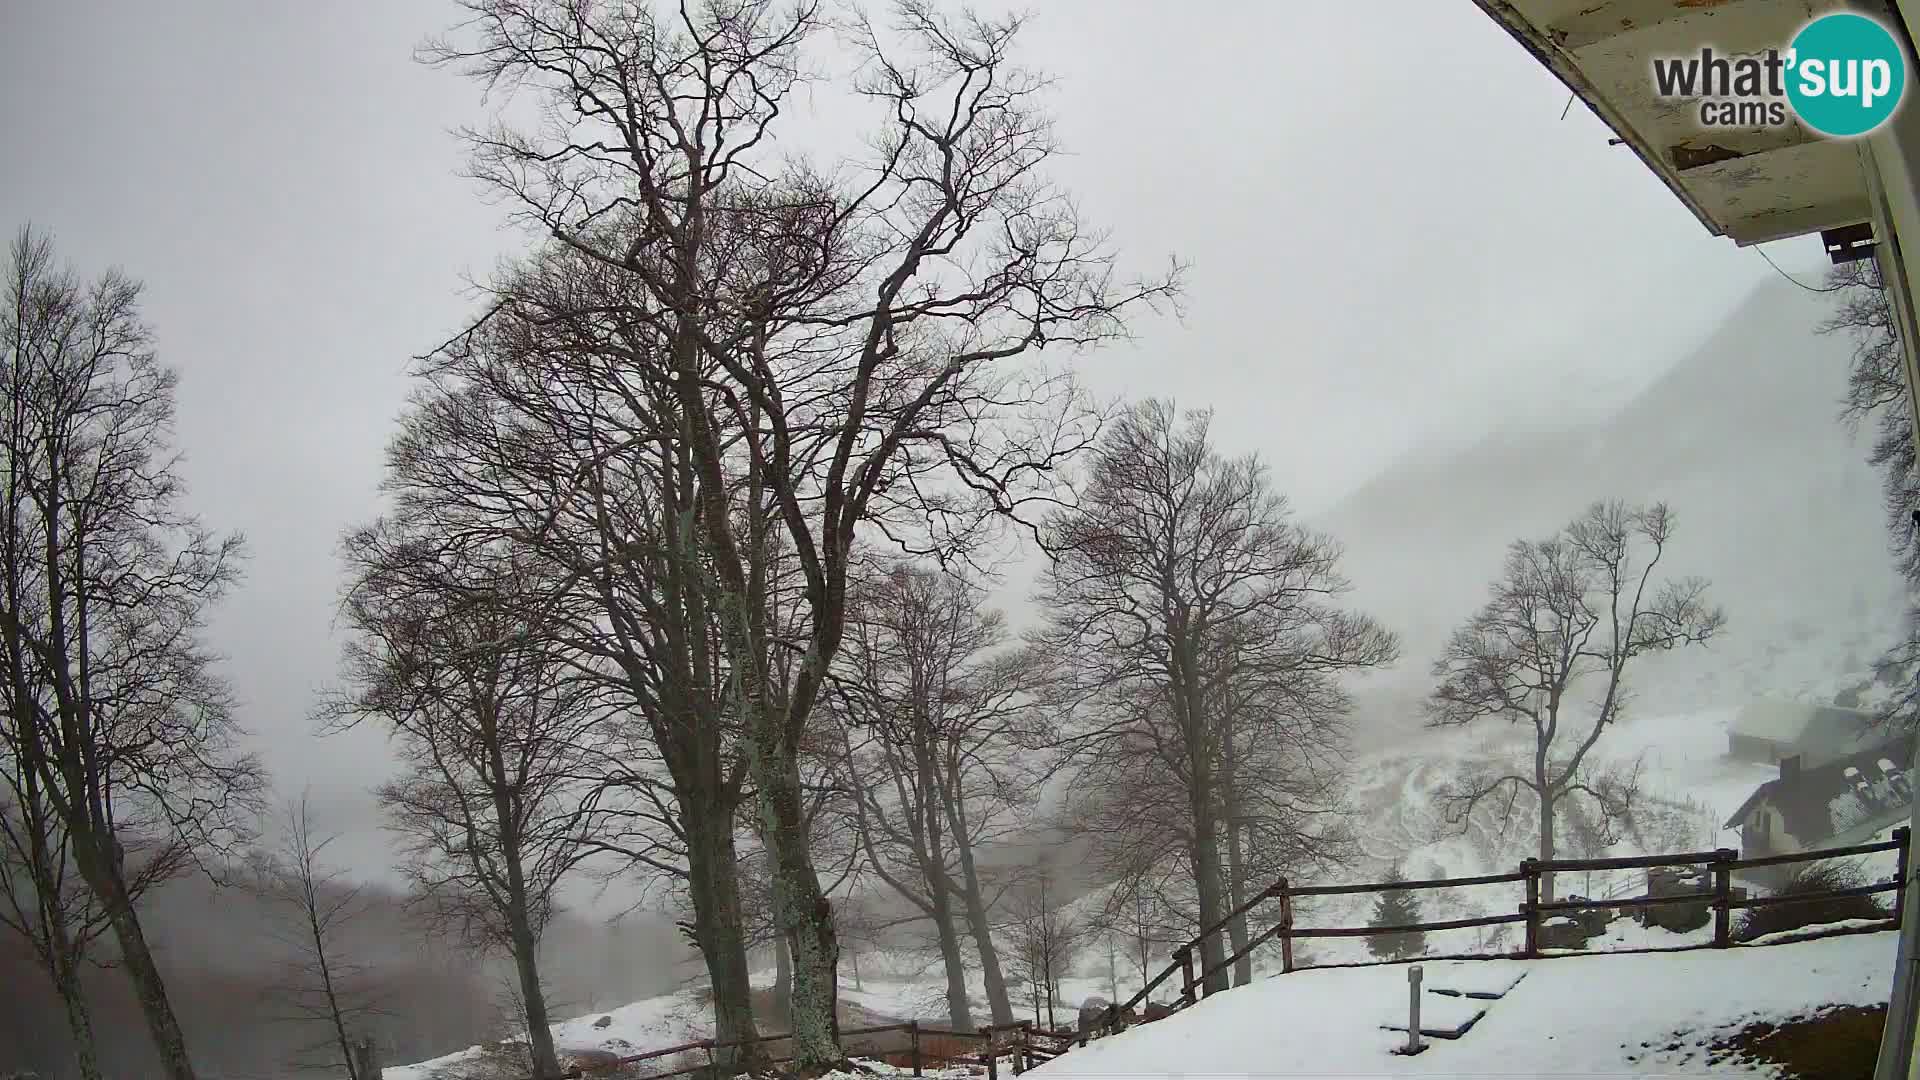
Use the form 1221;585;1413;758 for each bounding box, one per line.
1037;398;1395;993
333;528;604;1080
1;224;262;1080
251;796;390;1080
1426;500;1723;899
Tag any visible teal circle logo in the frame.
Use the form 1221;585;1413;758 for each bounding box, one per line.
1786;13;1907;137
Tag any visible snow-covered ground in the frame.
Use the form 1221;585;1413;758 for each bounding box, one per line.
1035;931;1896;1077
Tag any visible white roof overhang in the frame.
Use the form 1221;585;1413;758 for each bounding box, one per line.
1473;0;1882;245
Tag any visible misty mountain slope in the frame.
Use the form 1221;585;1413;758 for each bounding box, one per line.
1318;275;1904;727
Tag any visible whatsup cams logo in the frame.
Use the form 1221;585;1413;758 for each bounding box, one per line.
1651;11;1909;137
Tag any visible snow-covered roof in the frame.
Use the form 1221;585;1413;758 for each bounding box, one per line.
1723;732;1915;837
1730;700;1876;751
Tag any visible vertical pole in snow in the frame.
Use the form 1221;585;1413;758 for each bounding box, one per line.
1406;965;1423;1055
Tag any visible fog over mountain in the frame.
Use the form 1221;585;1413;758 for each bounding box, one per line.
1319;275;1905;749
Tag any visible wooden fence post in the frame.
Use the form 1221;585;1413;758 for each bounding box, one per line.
909;1020;921;1078
1897;826;1912;926
982;1026;998;1080
1521;859;1541;957
1277;878;1294;974
1712;847;1737;948
1177;945;1196;1005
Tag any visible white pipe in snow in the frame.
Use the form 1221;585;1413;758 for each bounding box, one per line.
1406;965;1423;1055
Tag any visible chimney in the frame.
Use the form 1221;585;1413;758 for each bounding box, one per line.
1780;754;1802;782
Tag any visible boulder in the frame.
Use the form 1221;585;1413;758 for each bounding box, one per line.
1562;895;1614;937
1642;866;1712;933
1539;916;1590;950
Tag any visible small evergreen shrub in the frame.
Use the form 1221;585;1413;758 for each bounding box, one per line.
1367;867;1429;960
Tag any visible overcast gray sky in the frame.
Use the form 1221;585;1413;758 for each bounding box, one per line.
0;1;1826;879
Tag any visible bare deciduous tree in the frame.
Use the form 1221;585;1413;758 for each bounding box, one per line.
831;563;1042;1027
1039;400;1396;995
1427;500;1725;901
333;537;601;1080
1003;864;1083;1030
376;262;776;1068
420;1;1176;1067
252;796;388;1078
0;225;264;1080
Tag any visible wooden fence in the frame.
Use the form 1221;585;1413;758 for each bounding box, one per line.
513;1017;1071;1080
1086;827;1911;1041
501;829;1909;1078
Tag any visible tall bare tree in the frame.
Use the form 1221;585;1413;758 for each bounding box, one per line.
252;796;387;1079
831;563;1041;1027
422;1;1176;1067
0;226;263;1080
1427;500;1725;902
1038;400;1396;995
333;536;601;1080
377;265;775;1068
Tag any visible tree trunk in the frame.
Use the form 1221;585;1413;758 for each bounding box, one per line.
505;903;561;1079
74;839;196;1080
1043;949;1056;1030
668;296;839;1070
20;778;102;1080
1225;818;1251;986
686;807;764;1072
774;933;793;1018
919;756;972;1032
1188;796;1231;997
1535;745;1557;905
484;718;561;1080
309;904;358;1080
49;941;104;1080
949;806;1014;1025
1220;736;1251;988
931;896;974;1031
1172;621;1229;997
750;738;843;1072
